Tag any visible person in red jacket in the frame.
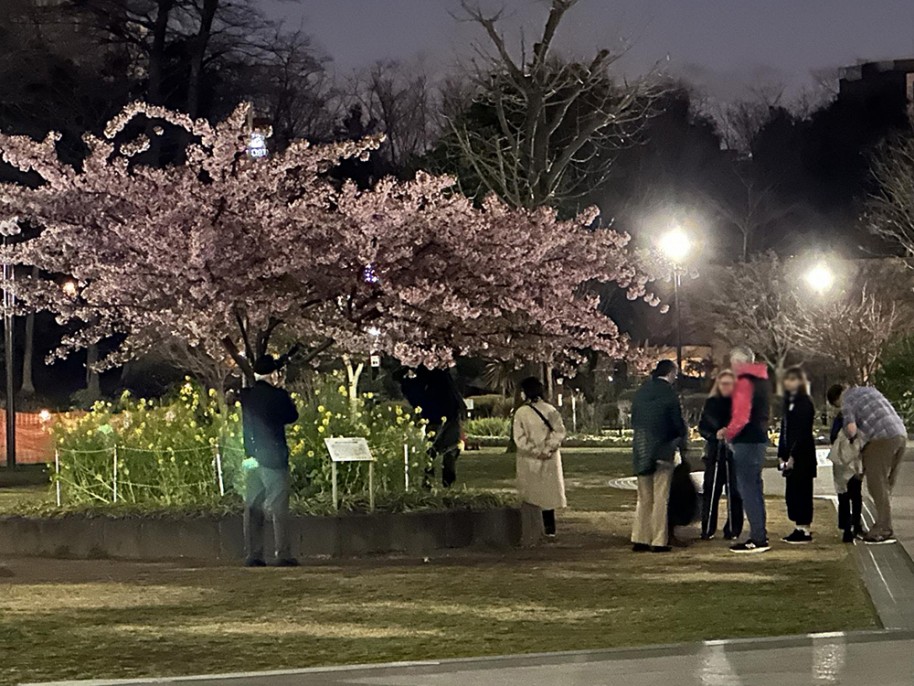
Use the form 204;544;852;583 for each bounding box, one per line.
716;346;771;554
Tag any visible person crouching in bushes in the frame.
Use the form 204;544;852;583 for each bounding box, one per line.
778;367;817;544
630;360;688;553
828;412;864;543
513;377;567;539
698;370;743;541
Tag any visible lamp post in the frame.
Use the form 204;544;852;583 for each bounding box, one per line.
804;260;835;422
2;238;13;468
659;226;692;376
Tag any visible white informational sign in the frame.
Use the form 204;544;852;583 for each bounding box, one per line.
370;354;381;368
816;447;831;468
325;437;376;512
325;437;375;462
464;398;475;410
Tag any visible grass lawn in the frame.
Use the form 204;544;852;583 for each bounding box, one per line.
0;448;877;685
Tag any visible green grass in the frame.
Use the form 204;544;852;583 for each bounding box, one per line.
0;447;877;685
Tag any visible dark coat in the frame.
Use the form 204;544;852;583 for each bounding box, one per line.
240;381;299;470
777;392;817;477
631;377;688;476
698;395;731;461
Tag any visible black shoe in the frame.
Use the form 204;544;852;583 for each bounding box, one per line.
632;543;651;552
842;530;855;543
273;558;300;567
730;540;771;554
700;533;715;541
244;558;267;568
650;545;672;553
783;529;813;544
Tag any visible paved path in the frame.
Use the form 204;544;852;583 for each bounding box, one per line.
28;631;914;686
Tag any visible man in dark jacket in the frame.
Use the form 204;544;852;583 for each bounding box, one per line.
630;360;688;553
398;367;466;488
240;355;299;567
721;346;771;554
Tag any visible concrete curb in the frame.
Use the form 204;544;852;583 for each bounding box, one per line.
0;506;543;561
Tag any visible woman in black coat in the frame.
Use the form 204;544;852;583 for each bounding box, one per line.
778;366;817;544
698;370;743;540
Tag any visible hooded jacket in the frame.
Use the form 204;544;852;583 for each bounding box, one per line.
726;363;770;444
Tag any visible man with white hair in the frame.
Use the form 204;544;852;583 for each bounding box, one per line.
240;355;299;567
717;346;771;554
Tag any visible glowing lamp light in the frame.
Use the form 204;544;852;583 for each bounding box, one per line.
38;409;51;423
362;264;380;285
805;263;835;295
367;326;381;338
62;280;78;297
247;131;268;159
659;226;692;265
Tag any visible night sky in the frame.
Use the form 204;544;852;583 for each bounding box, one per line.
267;0;914;100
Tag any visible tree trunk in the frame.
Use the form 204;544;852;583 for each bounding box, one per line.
86;343;101;402
343;355;364;420
148;0;175;105
186;0;218;118
543;362;554;400
19;268;38;396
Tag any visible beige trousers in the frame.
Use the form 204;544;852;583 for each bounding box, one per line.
632;462;674;547
862;435;907;537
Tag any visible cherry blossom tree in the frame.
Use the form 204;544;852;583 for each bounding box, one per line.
0;102;652;384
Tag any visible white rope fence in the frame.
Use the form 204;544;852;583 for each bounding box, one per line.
53;441;419;506
53;443;229;506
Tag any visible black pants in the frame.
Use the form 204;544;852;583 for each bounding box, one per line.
542;509;556;535
701;448;743;538
424;420;461;488
837;476;863;535
785;471;814;526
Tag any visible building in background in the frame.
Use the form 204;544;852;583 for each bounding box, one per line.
839;59;914;114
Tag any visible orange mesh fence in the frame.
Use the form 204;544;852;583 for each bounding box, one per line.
0;412;74;465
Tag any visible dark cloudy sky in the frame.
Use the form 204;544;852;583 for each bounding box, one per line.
267;0;914;100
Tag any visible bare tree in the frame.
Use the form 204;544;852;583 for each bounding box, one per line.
804;260;914;384
810;283;904;384
350;60;438;171
443;0;660;210
241;28;337;146
703;167;796;261
868;127;914;257
700;253;809;388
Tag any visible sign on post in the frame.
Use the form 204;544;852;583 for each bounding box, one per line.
324;437;376;512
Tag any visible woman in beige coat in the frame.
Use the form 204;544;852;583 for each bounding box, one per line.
513;377;567;537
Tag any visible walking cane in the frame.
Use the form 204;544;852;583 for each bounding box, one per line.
722;442;734;537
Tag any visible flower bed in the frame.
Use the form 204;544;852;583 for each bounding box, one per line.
51;375;432;508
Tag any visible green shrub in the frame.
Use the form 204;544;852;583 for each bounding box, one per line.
874;335;914;424
464;416;511;437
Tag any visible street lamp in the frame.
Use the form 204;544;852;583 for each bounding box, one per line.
659;226;692;376
805;262;835;296
803;259;836;423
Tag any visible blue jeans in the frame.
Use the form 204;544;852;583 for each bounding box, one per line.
731;442;767;543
